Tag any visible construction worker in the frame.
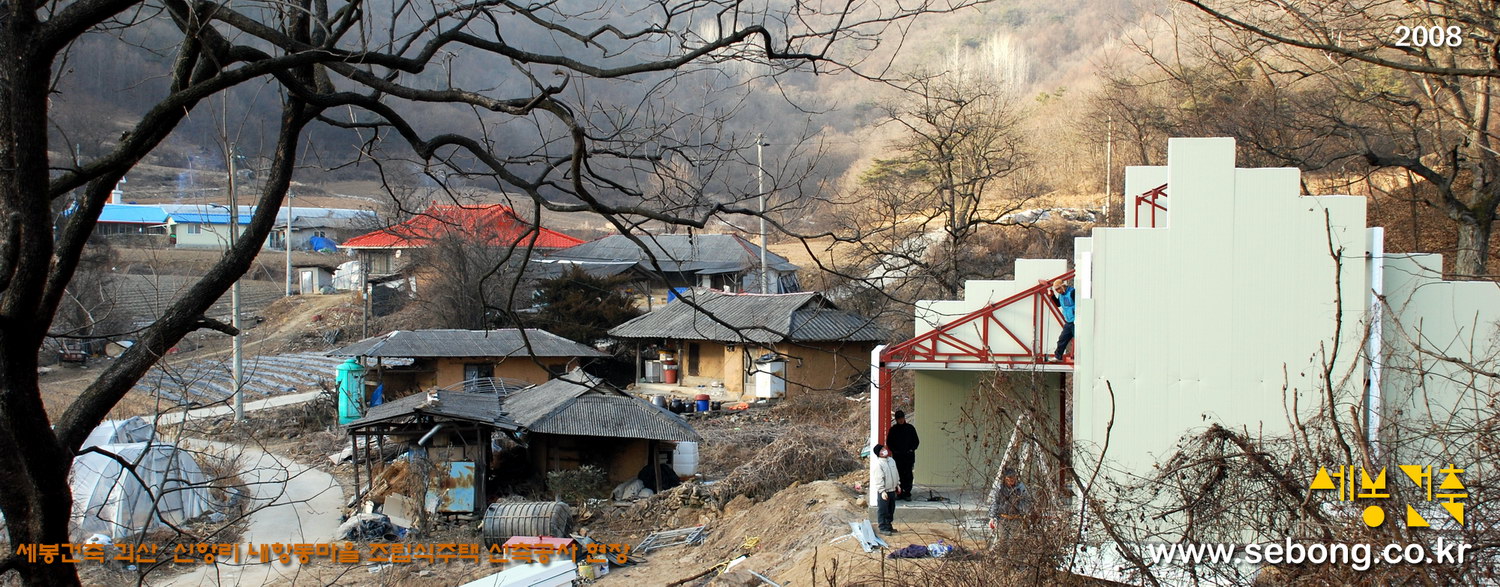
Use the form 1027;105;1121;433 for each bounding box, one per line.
1050;278;1075;361
989;467;1032;544
886;410;919;500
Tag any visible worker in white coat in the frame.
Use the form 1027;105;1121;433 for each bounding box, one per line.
871;444;900;534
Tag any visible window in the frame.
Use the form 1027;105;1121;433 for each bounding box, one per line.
185;224;201;235
463;363;494;381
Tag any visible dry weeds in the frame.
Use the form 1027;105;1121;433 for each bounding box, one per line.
709;425;862;502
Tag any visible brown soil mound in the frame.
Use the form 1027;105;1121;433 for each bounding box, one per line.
596;480;871;586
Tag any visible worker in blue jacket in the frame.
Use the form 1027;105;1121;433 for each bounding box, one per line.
1050;279;1075;361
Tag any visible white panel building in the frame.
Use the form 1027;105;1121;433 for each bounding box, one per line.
1074;137;1370;474
872;137;1500;526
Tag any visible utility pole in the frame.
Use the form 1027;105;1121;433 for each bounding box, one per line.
228;144;245;423
361;252;370;338
756;134;769;294
285;190;293;296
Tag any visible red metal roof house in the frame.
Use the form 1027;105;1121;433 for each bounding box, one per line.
342;204;584;276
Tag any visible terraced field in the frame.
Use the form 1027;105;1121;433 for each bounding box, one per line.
110;274;288;325
133;352;345;407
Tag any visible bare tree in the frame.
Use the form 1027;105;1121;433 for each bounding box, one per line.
399;232;533;330
1128;1;1500;278
0;0;993;582
836;74;1036;299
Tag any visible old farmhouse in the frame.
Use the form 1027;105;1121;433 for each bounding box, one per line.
330;329;607;400
609;289;887;397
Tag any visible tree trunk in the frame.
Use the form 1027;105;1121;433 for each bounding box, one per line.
0;9;88;584
1452;217;1492;279
0;416;79;585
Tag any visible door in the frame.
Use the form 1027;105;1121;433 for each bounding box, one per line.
687;343;701;376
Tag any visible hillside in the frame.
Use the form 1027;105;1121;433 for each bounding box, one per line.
55;0;1158;221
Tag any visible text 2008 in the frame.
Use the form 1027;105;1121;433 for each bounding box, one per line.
1395;25;1463;48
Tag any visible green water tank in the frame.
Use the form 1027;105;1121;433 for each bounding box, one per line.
336;358;367;426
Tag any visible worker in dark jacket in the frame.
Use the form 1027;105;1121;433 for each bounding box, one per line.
886;410;920;501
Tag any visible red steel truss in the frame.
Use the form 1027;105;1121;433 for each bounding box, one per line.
881;270;1075;367
1133;183;1168;228
874;270;1074;443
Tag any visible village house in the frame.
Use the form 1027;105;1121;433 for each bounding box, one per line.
271;206;378;251
158;204;375;250
608;289;887;398
340;203;584;277
93;204;170;245
329;329;608;400
345;388;522;516
345;370;699;518
544;233;801;301
503;369;699;485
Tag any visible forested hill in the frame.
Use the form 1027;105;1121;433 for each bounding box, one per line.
49;0;1153;199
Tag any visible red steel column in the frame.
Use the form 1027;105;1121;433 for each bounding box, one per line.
877;365;892;445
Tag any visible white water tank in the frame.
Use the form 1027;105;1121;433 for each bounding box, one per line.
753;360;786;398
672;441;699;477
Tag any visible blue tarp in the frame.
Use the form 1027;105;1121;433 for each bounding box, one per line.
308;235;338;252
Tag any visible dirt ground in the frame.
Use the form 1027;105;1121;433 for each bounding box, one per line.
121;479;989;587
586;479;989;587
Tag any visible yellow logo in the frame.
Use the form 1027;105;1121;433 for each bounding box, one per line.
1310;464;1466;528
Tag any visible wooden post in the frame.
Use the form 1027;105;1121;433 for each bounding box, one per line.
478;428;491;516
370;432;382;501
352;432;361;505
651;439;661;492
1059;372;1072;491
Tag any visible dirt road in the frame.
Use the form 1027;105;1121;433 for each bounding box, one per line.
160;400;346;586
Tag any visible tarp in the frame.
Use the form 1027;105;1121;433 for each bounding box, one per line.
331;260;363;291
308;235;338;252
70;442;213;540
80;417;155;450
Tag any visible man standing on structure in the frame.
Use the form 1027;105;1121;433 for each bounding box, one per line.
886;410;919;501
1050;278;1075;362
